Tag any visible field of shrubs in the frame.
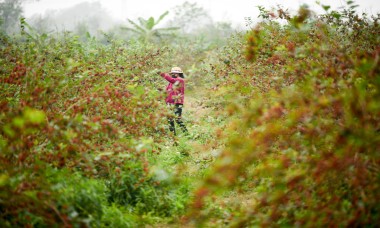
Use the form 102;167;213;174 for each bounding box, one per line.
1;2;379;227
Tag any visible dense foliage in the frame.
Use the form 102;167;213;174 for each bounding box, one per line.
1;2;379;227
186;3;380;227
0;19;195;226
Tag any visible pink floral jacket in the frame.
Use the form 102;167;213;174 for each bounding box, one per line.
160;73;185;104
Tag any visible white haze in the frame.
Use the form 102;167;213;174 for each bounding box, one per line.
22;0;380;33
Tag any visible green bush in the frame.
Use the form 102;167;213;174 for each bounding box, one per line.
0;20;190;226
51;171;105;227
101;204;139;228
106;158;189;218
187;3;380;227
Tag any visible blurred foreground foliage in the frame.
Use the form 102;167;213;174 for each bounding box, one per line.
187;3;380;227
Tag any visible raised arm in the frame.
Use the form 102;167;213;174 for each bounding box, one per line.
159;72;176;83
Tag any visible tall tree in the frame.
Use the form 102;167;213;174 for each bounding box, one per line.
0;0;23;34
0;0;39;34
167;1;212;33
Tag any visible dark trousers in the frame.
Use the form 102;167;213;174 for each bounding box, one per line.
168;104;188;135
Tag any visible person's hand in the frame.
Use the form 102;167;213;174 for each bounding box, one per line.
155;69;162;76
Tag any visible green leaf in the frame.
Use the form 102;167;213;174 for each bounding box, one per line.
24;108;46;124
146;17;155;30
64;129;78;140
156;11;169;25
24;190;38;200
3;125;15;138
331;11;341;19
322;5;331;11
12;117;25;128
126;19;145;34
0;174;9;187
350;4;359;9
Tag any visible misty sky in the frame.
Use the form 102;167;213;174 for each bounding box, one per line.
23;0;380;27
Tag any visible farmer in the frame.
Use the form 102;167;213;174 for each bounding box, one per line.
158;67;188;136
